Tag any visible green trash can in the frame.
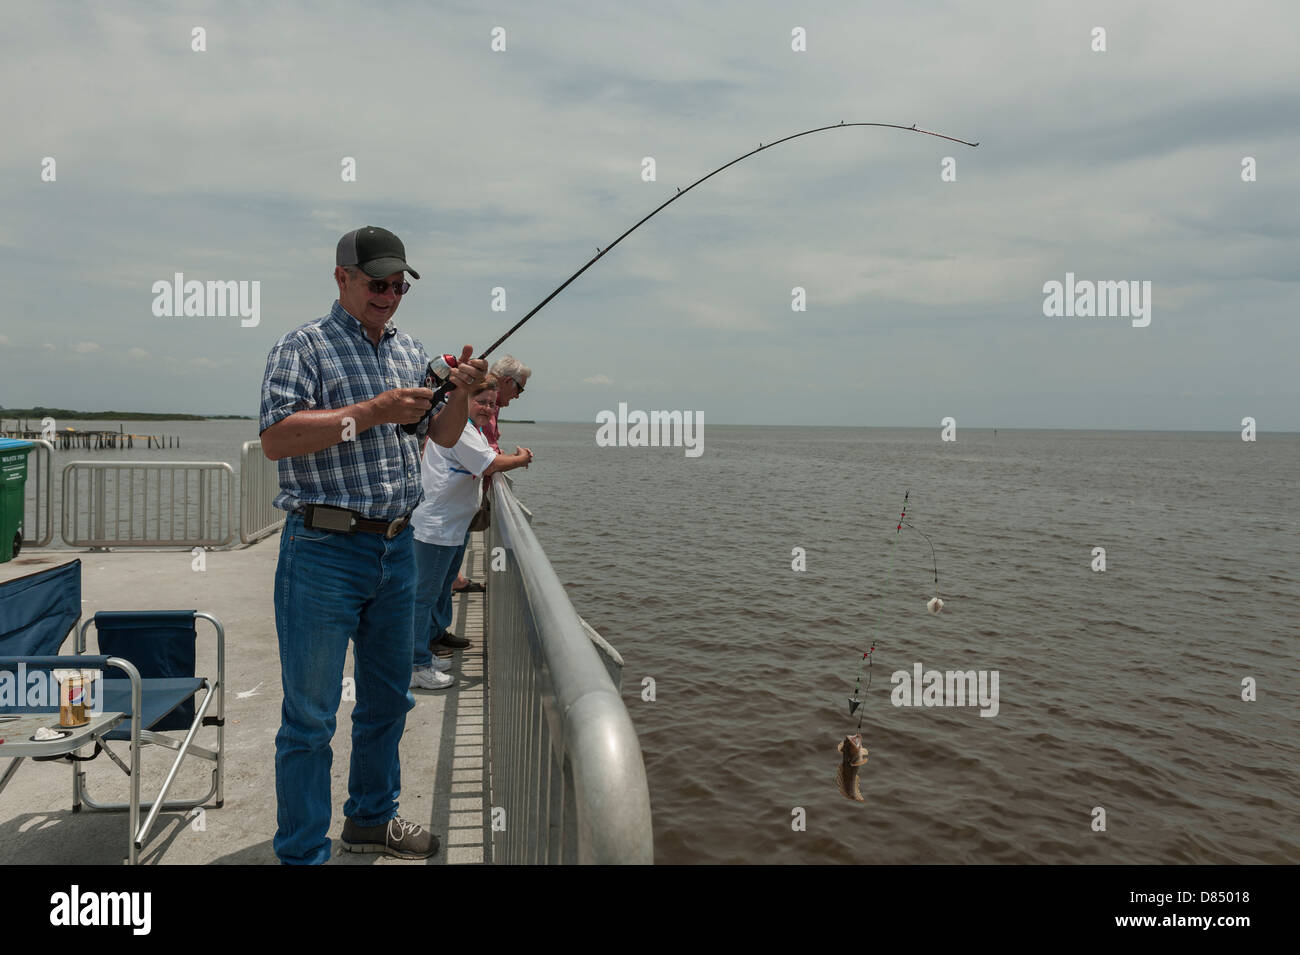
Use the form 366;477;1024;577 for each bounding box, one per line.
0;438;36;562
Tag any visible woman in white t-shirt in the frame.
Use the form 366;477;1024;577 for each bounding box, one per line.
410;377;533;689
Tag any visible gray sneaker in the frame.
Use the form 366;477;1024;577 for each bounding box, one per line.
411;665;454;690
340;815;439;860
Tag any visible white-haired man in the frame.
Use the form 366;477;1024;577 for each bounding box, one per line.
483;355;531;452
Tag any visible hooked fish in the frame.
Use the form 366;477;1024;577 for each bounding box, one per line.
836;733;869;802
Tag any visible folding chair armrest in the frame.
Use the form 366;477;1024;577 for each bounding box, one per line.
1;654;111;668
194;612;225;663
195;612;225;725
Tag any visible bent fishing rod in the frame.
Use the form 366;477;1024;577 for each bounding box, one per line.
405;121;979;432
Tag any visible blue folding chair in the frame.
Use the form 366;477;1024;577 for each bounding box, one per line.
0;558;81;656
0;559;225;864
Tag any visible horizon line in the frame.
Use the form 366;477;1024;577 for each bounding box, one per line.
2;413;1293;436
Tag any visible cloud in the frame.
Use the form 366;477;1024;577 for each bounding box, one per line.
0;2;1295;429
679;300;777;331
71;341;101;353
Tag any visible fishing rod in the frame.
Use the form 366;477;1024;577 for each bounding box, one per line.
404;121;980;432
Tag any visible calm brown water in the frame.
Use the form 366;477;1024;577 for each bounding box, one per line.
521;424;1299;864
27;420;1300;863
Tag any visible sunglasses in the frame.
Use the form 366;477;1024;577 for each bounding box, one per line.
510;376;525;394
359;277;411;296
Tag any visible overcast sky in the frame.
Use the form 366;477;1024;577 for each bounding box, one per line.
2;0;1297;430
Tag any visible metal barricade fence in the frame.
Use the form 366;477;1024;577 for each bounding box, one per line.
61;462;235;548
486;478;653;864
239;440;284;545
22;439;55;547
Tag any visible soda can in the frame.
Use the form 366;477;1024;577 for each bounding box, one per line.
59;674;89;728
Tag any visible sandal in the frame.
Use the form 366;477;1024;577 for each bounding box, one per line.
452;579;486;593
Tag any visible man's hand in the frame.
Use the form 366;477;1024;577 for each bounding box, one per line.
515;446;533;468
451;345;488;389
368;387;435;425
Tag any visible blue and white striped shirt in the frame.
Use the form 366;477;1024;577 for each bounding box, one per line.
259;300;429;519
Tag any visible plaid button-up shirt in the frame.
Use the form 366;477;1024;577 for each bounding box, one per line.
259;301;429;519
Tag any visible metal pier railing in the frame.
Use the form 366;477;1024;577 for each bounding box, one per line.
485;478;653;864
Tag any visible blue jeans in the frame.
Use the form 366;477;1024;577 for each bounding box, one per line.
272;512;416;865
412;535;468;669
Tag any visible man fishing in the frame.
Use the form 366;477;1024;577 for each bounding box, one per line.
259;225;487;864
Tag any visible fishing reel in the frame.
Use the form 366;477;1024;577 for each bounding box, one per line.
401;353;460;434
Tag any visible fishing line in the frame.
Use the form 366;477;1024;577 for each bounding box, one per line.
901;520;942;608
847;494;947;731
848;490;910;730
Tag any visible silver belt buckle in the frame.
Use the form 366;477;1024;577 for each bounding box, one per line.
385;516;409;539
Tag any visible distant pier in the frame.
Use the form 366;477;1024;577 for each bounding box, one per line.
0;421;179;449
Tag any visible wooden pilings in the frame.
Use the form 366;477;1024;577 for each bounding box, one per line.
0;421;179;449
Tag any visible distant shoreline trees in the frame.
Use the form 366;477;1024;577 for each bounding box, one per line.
0;407;253;421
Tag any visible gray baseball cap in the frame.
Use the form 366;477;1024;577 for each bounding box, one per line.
336;226;420;279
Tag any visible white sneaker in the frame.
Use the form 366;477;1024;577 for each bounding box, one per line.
410;666;454;690
429;655;453;672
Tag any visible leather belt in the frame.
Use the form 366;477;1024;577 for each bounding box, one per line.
355;515;411;539
301;504;411;539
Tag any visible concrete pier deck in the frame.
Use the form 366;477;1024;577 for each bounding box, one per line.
0;533;490;865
